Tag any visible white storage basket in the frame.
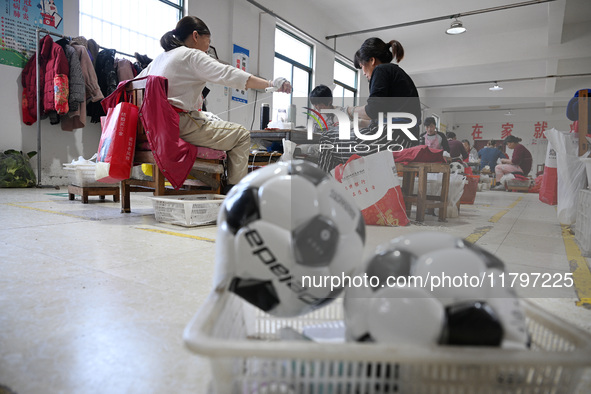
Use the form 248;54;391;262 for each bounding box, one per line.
184;289;591;394
63;163;118;187
151;195;225;227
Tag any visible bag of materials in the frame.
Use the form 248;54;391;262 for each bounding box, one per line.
95;95;139;183
0;150;37;187
539;142;558;205
545;128;590;225
334;151;409;226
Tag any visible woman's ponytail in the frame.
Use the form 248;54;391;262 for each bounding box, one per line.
389;40;404;63
160;30;184;52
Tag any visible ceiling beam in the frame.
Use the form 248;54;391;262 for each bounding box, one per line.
417;72;591;89
325;0;557;40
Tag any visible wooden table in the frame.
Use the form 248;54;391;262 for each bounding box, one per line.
397;162;450;222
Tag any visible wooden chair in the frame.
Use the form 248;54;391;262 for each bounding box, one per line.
120;79;226;213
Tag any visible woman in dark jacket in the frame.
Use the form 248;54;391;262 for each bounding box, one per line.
349;38;421;146
319;37;421;172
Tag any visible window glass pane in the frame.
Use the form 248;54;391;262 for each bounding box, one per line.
79;0;182;59
275;28;311;67
292;67;309;126
334;61;356;88
272;57;292;121
342;88;355;107
333;85;344;107
292;67;309;100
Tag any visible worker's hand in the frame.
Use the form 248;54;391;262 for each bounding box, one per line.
267;77;292;93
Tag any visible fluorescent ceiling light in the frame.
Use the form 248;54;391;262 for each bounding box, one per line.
446;20;466;35
489;83;503;91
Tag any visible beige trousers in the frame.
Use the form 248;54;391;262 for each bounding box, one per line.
179;111;250;184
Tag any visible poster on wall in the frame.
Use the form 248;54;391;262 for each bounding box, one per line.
1;0;64;68
231;44;249;104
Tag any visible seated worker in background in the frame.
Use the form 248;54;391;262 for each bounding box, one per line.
478;140;505;173
493;135;533;190
139;16;291;193
310;85;346;173
309;84;345;132
419;116;449;152
462;139;479;163
446;132;468;163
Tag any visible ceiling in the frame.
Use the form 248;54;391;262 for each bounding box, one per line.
263;0;591;114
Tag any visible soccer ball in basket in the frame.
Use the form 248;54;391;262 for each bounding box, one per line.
214;160;366;317
344;231;529;348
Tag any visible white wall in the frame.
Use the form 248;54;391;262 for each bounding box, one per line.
1;0;91;186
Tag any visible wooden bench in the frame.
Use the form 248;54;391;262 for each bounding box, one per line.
120;79;226;213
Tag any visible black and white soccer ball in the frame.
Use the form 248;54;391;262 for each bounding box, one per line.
214;160;366;317
344;231;529;348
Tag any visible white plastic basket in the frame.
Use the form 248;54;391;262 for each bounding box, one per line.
62;163;117;187
184;289;591;394
151;195;225;227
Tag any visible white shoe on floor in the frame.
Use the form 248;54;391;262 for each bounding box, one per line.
492;184;506;191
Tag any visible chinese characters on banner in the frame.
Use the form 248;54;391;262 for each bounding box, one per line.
531;121;548;145
1;0;64;68
501;122;514;139
469;121;559;144
231;44;249;104
471;123;483;140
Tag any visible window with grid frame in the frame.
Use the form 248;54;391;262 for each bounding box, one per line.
273;26;313;126
78;0;183;59
333;59;358;107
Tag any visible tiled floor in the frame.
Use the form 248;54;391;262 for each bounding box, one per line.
1;186;590;393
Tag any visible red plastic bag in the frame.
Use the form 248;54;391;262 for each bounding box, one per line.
460;175;479;204
95;99;139;183
539;142;557;205
334;151;409;227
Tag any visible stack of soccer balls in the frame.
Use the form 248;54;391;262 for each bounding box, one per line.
213;160;528;349
213;160;366;317
344;231;530;349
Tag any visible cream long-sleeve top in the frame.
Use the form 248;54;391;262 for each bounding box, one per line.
138;46;251;111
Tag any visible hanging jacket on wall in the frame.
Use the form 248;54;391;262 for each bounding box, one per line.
56;39;85;114
61;43;105;130
133;52;152;74
87;48;117;123
116;58;135;82
95;49;118;97
21;35;70;125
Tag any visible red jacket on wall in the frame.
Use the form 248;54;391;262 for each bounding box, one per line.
21;35;70;125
